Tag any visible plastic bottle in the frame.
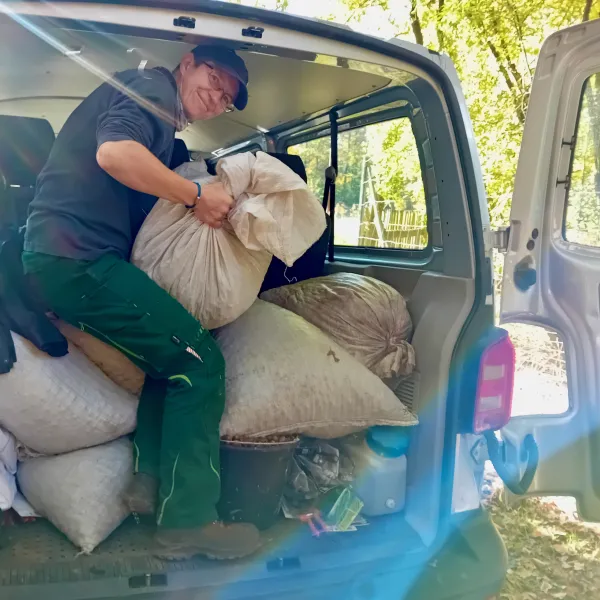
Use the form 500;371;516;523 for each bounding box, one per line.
344;426;411;517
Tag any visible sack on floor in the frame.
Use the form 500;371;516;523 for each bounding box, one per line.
0;426;16;475
54;319;145;397
0;428;16;511
261;273;416;379
216;300;417;439
132;152;326;329
18;438;132;553
0;462;16;511
0;333;138;455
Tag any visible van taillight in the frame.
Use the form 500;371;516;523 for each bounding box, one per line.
473;330;515;433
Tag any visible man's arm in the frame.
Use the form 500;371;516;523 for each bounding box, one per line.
96;140;196;204
97;140;232;228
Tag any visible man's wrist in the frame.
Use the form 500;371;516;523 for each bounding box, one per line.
184;182;202;209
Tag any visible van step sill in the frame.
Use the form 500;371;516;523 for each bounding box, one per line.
0;515;424;591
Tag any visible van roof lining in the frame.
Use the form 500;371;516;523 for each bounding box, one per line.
0;18;404;152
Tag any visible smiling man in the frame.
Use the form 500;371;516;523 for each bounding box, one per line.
22;45;261;560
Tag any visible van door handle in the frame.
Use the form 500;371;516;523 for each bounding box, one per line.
484;431;539;495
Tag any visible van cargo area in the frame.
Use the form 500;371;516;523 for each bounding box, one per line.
0;1;507;599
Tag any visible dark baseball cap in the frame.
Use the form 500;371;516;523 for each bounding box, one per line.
190;45;249;110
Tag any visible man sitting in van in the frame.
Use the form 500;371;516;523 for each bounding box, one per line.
22;45;261;560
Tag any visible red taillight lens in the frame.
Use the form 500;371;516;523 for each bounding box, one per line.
473;330;515;433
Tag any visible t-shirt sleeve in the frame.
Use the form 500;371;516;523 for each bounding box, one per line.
96;71;177;156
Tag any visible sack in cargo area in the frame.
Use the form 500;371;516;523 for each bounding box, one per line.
215;300;417;439
0;333;138;455
261;273;416;379
53;318;145;397
0;426;16;510
131;152;326;329
18;438;132;553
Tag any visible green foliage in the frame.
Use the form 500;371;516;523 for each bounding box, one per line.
336;0;600;227
289;115;427;248
238;0;600;229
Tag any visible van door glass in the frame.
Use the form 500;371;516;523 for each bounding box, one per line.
564;72;600;246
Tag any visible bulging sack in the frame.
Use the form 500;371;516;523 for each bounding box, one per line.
54;319;145;397
215;300;417;439
261;273;416;379
18;438;132;553
131;153;326;329
0;333;138;455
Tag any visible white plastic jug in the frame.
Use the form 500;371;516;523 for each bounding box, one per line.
344;427;411;517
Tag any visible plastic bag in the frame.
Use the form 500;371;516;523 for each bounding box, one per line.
285;440;354;505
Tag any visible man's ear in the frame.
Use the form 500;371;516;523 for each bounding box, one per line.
179;53;195;75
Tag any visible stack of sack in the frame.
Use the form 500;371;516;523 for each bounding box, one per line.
0;152;418;554
0;334;137;553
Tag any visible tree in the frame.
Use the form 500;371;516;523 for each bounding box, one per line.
339;0;600;226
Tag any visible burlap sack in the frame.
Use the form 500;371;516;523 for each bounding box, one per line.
262;273;415;379
216;300;418;439
54;319;145;397
18;438;132;553
0;333;138;454
132;153;326;329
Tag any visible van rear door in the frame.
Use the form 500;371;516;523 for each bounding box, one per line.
500;18;600;520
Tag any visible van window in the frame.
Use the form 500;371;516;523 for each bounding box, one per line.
564;72;600;247
289;117;428;249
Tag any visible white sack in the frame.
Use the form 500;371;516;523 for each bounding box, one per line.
132;152;326;329
0;462;16;511
0;426;17;474
18;438;132;553
54;319;145;397
215;300;417;439
261;273;416;379
12;492;40;518
0;333;138;455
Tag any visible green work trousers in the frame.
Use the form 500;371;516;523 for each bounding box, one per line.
22;251;225;529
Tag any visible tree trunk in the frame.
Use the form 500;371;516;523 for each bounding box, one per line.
487;40;526;124
410;0;424;46
583;0;593;22
436;0;445;51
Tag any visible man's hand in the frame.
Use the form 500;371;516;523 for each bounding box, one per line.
194;182;234;228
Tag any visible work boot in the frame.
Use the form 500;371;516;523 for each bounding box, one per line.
123;473;159;516
154;521;261;560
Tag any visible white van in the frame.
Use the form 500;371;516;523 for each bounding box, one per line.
1;1;599;599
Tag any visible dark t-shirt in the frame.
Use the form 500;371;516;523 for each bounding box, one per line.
24;67;178;261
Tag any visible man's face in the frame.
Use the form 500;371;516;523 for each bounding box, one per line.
177;54;240;122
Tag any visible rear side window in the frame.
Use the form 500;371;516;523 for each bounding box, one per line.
289;116;427;249
564;72;600;246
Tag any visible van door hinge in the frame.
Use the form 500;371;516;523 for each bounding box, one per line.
486;227;510;253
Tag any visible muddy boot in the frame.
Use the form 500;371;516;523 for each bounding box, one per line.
123;473;159;516
154;521;261;560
